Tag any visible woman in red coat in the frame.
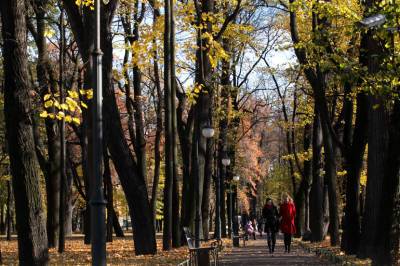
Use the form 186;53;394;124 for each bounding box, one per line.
279;194;296;253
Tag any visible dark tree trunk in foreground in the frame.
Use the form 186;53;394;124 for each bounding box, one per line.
104;151;113;242
358;7;389;258
6;180;12;241
148;2;163;231
170;1;181;248
358;2;400;264
374;99;400;265
289;0;340;245
163;0;174;250
102;19;157;255
309;112;325;242
31;0;61;248
64;0;156;254
359;96;388;259
1;0;49;263
294;123;312;237
111;207;124;237
341;92;368;254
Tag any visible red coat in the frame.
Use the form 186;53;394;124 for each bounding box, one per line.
279;202;296;234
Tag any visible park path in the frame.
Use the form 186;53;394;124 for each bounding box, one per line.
220;234;335;266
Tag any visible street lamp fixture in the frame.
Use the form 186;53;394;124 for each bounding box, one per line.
222;157;231;166
202;127;215;139
357;14;386;29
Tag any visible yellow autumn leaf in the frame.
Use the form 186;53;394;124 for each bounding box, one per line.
72;117;81;125
86;89;93;100
65;115;72;123
60;103;69;110
43;94;51;101
44;100;53;108
56;111;65;120
66;97;78;112
39;111;49;118
53;100;60;109
44;27;55;38
68;90;79;99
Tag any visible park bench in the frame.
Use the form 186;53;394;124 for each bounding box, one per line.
183;227;219;266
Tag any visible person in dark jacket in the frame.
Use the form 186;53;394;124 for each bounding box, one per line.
279;194;296;253
262;198;279;253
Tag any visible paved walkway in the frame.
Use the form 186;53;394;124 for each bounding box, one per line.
220;234;335;265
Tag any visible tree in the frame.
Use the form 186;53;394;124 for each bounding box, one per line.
0;0;49;263
64;0;156;255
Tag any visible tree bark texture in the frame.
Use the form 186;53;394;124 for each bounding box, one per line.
1;0;49;263
309;112;325;242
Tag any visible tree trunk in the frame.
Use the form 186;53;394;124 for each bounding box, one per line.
64;163;73;236
131;1;147;187
303;124;312;232
358;15;389;257
6;180;12;241
310;111;325;242
104;151;113;242
294;124;312;237
1;0;49;263
314;66;340;246
170;1;181;247
111;207;124;237
150;4;162;230
64;1;158;251
32;0;61;248
163;0;174;250
374;99;400;265
358;96;388;258
0;202;5;235
101;18;157;254
341;93;368;254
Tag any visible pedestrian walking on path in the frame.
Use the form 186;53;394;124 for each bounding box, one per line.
279;193;296;253
220;235;335;265
262;197;279;253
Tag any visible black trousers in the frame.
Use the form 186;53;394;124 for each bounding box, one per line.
265;228;276;252
284;233;292;252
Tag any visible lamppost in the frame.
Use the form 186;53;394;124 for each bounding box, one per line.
91;0;107;264
230;175;240;239
219;156;230;240
195;126;215;248
58;7;66;253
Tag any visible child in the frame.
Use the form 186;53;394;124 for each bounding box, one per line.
245;220;256;240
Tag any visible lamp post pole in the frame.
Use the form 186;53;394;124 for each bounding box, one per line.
221;157;230;239
229;182;233;238
91;0;107;264
58;7;66;253
195;137;200;248
215;167;221;241
231;175;240;239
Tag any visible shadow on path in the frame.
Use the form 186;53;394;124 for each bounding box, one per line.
220;234;335;265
